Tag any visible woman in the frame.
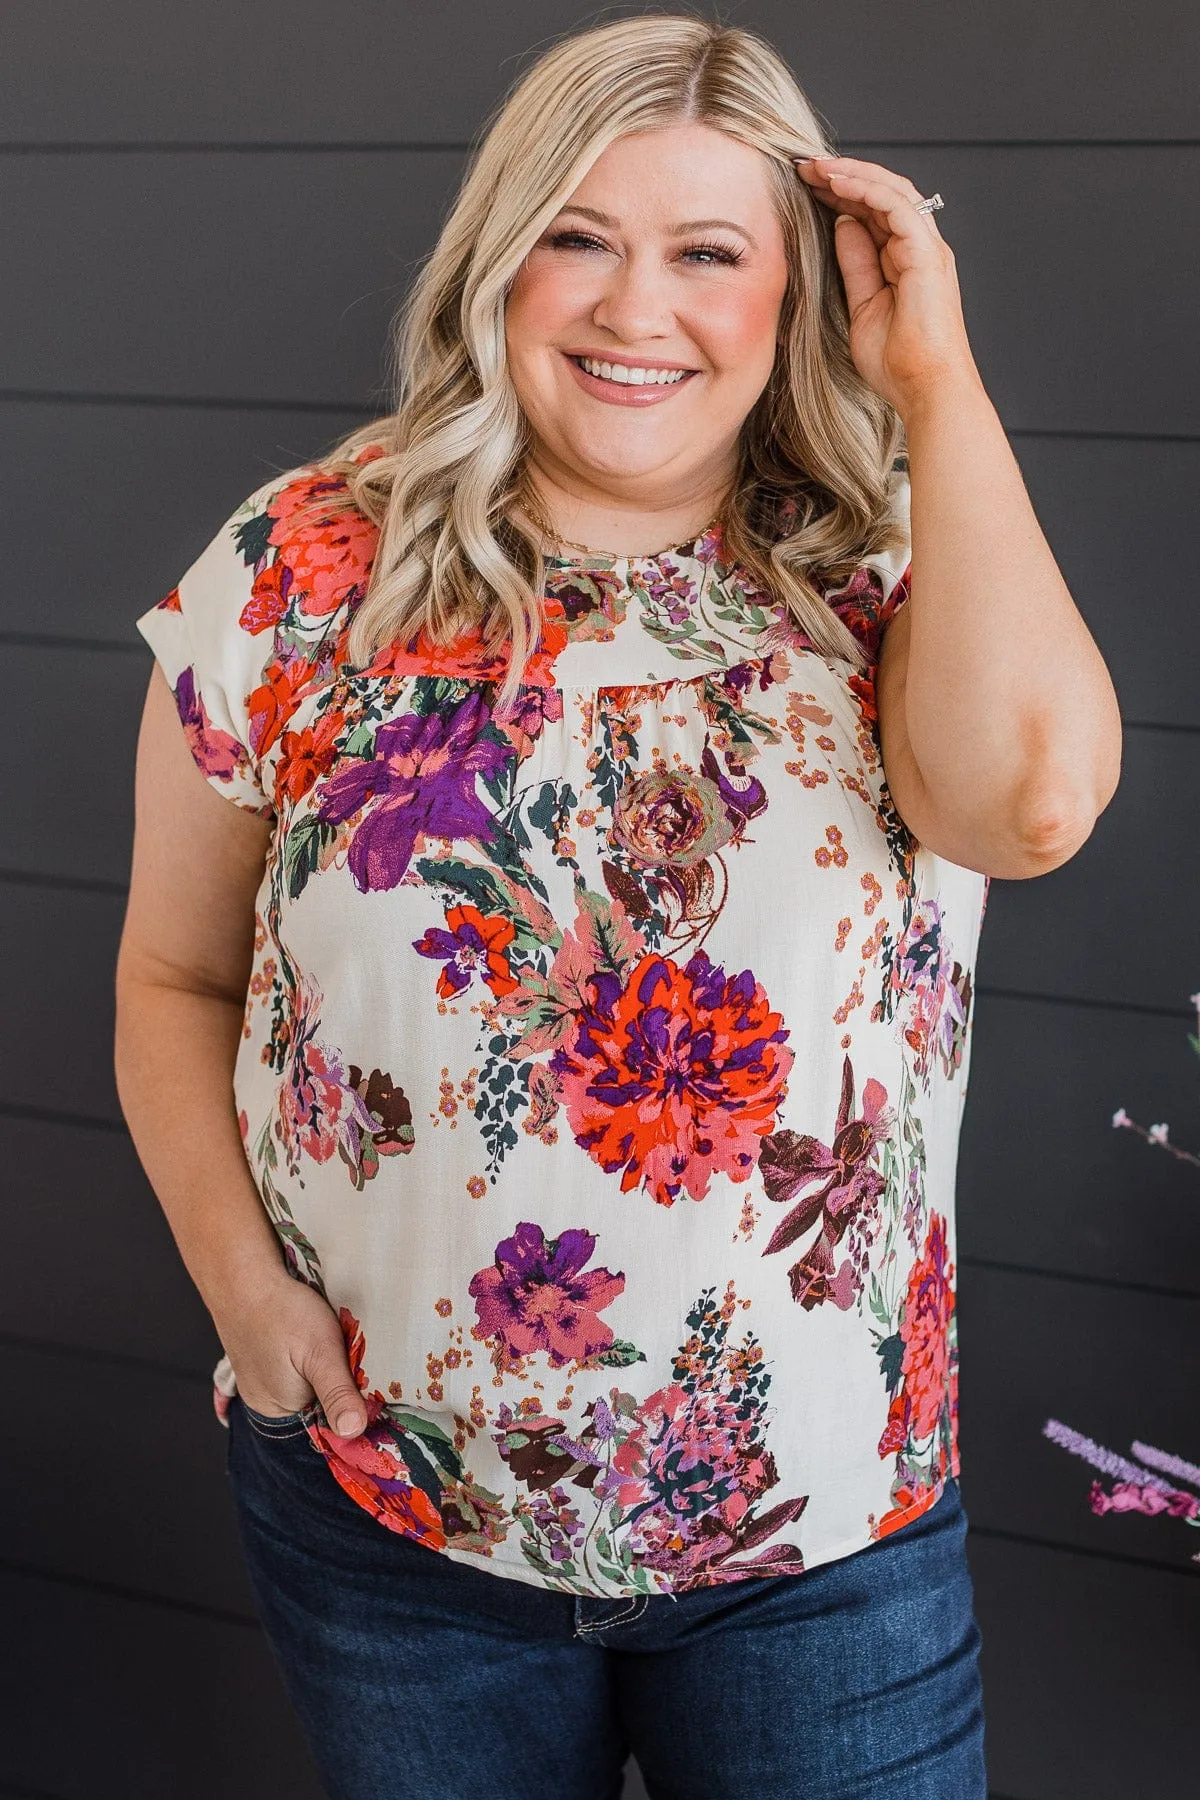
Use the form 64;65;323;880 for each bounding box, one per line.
115;15;1121;1799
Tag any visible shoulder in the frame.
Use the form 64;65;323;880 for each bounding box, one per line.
134;450;383;813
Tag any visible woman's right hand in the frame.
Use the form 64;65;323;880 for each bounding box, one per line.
212;1273;370;1436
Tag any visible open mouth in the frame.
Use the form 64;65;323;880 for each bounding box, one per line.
567;353;698;389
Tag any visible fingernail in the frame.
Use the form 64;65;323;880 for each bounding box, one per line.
835;213;857;228
335;1410;362;1434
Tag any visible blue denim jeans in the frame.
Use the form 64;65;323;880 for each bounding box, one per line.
226;1391;987;1799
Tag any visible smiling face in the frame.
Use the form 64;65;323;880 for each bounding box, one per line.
504;121;792;527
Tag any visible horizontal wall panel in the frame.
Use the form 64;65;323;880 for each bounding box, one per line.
1005;435;1200;734
0;1115;220;1372
6;643;144;888
976;724;1200;1014
1;151;462;406
7;402;1197;735
957;995;1200;1292
958;1265;1199;1572
0;399;371;642
2;148;1199;434
2;2;1197;143
970;1535;1200;1798
0;1344;252;1614
1;884;125;1123
0;1566;324;1798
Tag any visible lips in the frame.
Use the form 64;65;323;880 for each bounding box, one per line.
562;351;700;406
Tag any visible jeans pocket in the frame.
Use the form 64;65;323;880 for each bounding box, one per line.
236;1392;323;1440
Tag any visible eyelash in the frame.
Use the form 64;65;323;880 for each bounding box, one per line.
545;230;744;267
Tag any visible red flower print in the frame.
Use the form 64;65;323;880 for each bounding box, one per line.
275;706;345;805
240;560;293;634
306;1307;446;1548
468;1221;626;1368
246;655;317;762
551;950;793;1206
364;617;570;694
414;904;518;999
266;470;379;619
897;1211;955;1442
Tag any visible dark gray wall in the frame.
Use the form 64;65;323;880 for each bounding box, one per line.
2;5;1197;1796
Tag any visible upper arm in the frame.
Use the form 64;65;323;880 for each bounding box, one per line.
873;596;936;849
874;590;1075;879
117;475;292;1000
117;661;272;1001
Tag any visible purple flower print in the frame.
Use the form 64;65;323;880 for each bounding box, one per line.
700;743;767;826
172;665;250;785
468;1222;626;1369
316;692;513;892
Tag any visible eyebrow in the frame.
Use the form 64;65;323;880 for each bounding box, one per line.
552;203;758;252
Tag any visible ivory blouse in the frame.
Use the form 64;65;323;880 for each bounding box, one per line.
135;450;989;1598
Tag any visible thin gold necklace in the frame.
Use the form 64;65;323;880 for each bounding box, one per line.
517;487;726;560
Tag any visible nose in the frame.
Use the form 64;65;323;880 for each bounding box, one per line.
589;251;678;348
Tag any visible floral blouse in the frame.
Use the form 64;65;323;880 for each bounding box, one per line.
135;449;989;1598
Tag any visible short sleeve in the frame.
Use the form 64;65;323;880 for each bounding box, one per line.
135;473;295;818
871;465;912;632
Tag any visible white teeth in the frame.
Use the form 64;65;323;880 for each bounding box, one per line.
578;357;689;386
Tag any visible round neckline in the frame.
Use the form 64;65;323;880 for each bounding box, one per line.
542;516;727;570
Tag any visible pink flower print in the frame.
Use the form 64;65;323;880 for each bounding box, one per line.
897;1212;955;1440
170;665;254;789
468;1222;626;1369
785;1231;859;1312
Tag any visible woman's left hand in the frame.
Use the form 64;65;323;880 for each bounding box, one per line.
795;155;980;418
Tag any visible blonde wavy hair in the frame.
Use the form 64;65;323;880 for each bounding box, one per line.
302;11;909;703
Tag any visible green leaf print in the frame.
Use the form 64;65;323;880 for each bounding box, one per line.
283;814;341;900
875;1331;905;1394
594;1339;648;1367
233;508;274;568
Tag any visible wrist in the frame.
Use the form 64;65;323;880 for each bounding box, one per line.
896;362;989;433
194;1239;292;1324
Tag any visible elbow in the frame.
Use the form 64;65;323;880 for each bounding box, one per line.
1010;790;1101;875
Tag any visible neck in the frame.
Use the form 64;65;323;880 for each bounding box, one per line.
517;465;733;559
